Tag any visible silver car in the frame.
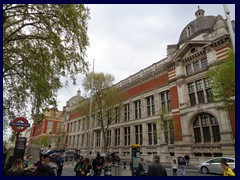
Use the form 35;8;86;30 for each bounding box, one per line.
198;157;235;174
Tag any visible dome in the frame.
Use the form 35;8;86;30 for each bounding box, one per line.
178;7;217;45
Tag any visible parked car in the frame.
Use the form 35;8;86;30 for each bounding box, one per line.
198;157;235;174
63;151;80;161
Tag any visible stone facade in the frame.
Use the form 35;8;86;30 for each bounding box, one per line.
62;7;235;165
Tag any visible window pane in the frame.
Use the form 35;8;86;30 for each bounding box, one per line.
186;65;192;75
201;59;208;69
212;126;221;142
196;80;203;91
194;128;201;143
188;83;195;93
193;61;200;72
202;127;211;142
197;91;205;104
189;94;196;106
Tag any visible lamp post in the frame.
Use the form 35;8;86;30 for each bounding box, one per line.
49;131;52;149
223;4;235;53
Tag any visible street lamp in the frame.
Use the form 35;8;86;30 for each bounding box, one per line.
49;131;52;149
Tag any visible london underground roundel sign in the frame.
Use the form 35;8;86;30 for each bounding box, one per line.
9;117;30;132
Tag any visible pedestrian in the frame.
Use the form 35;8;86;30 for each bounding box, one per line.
178;156;186;176
171;159;178;176
221;160;235;176
184;154;190;166
136;158;148;176
34;157;55;176
104;154;112;176
56;152;64;176
74;156;85;176
92;152;104;176
5;158;25;176
84;158;93;176
23;155;35;176
147;155;167;176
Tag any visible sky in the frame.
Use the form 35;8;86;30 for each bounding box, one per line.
56;4;235;111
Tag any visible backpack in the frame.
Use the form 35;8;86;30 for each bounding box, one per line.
178;156;186;165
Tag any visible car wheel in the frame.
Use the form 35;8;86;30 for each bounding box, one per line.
201;166;209;174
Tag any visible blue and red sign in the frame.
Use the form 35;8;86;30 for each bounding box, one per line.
9;117;30;132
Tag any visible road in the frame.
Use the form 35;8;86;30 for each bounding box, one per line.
61;163;220;176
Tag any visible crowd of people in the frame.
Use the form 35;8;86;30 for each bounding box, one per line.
4;151;121;176
4;152;235;176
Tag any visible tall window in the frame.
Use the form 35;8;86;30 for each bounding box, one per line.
114;128;120;146
107;130;111;146
201;59;208;70
124;127;131;146
188;83;196;105
47;121;53;134
160;91;171;113
82;118;85;131
115;107;120;123
196;80;204;104
124;103;130;121
148;123;157;145
135;125;143;145
188;79;213;106
146;95;155;116
186;64;192;75
193;61;200;72
81;134;85;147
96;131;101;146
134;100;141;119
204;78;213;102
163;120;174;144
193;113;220;143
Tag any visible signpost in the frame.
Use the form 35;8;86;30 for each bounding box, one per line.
9;117;30;162
9;117;30;132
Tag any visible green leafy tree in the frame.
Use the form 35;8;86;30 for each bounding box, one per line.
82;72;126;153
3;4;90;133
33;135;50;147
207;50;235;111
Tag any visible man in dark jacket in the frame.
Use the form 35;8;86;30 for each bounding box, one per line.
147;155;167;176
56;153;64;176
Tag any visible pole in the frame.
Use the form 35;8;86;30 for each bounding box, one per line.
223;4;235;53
87;59;95;159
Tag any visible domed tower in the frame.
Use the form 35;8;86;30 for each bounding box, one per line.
178;6;217;46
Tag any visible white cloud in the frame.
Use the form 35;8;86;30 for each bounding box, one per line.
57;4;235;110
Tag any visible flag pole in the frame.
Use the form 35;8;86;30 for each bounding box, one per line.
87;59;94;159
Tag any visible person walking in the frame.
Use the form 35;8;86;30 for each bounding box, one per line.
184;154;190;166
34;157;55;176
74;157;85;176
178;156;186;176
56;153;64;176
6;158;25;176
147;155;167;176
171;159;178;176
221;160;235;176
136;158;148;176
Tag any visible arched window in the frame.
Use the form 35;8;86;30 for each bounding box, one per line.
193;113;220;143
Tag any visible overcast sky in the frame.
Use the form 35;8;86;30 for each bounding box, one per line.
56;4;235;111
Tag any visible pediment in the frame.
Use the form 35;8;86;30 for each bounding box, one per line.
172;41;210;61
